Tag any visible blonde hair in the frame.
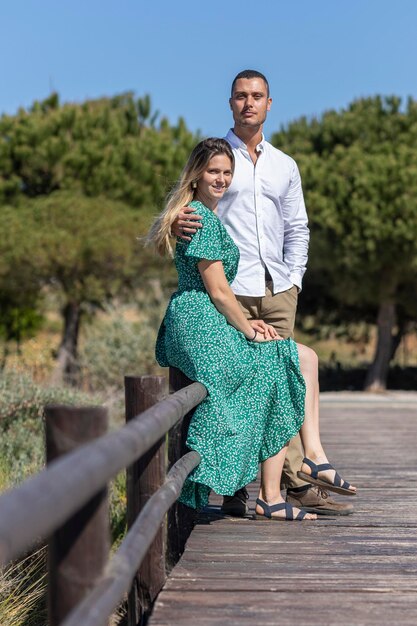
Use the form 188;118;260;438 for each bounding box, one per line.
147;138;234;256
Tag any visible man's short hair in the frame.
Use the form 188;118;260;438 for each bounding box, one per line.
231;70;270;97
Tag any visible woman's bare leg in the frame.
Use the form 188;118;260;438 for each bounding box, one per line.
256;445;316;519
296;343;356;493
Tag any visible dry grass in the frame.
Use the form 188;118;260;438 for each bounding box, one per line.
4;307;417;391
0;549;46;626
295;327;417;369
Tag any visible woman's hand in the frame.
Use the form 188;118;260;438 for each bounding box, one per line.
171;207;202;241
249;320;283;341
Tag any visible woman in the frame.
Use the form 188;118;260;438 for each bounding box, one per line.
147;138;356;521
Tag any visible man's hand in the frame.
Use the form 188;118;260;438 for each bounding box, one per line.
249;320;283;341
171;206;203;241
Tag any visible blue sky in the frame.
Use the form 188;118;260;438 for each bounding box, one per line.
1;1;416;139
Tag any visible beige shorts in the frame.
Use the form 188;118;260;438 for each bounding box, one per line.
235;283;298;338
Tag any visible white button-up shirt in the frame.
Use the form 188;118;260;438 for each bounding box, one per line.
218;129;309;297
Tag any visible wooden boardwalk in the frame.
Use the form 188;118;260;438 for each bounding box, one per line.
150;392;417;625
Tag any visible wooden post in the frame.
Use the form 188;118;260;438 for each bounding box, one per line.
45;405;109;626
125;375;167;626
167;367;197;569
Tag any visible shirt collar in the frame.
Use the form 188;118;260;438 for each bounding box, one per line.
226;128;266;153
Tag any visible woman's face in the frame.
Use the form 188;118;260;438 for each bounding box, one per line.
196;154;233;205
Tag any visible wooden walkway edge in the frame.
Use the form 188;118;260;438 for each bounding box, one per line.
149;392;417;625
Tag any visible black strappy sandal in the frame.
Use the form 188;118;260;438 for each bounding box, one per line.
297;457;356;496
255;498;310;521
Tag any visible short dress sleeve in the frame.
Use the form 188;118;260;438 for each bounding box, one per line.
184;203;224;263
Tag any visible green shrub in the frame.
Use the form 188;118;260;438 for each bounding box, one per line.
80;304;162;392
0;370;97;488
0;370;127;625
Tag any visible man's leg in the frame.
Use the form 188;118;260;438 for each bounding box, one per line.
221;288;304;516
258;282;298;340
281;435;305;489
235;284;354;516
258;283;306;491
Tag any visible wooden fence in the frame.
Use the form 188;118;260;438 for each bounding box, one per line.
0;371;206;626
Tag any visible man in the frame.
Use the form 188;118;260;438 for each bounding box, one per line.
174;70;353;517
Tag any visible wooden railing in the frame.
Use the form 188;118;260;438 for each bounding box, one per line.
0;372;206;626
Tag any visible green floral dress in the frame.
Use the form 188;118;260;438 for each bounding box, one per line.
156;201;305;509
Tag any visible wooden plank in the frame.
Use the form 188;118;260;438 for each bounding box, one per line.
162;576;417;592
149;393;417;625
148;591;417;625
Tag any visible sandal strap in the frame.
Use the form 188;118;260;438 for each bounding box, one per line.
295;509;307;520
256;498;271;518
302;457;333;479
334;471;351;489
256;499;295;520
281;502;294;520
303;457;351;490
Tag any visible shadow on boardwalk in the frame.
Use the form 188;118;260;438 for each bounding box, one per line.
150;392;417;625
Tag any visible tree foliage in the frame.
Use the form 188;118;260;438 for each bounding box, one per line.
0;205;45;365
0;92;198;213
0;93;198;380
272;96;417;389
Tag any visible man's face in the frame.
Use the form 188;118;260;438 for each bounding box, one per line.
229;78;272;129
